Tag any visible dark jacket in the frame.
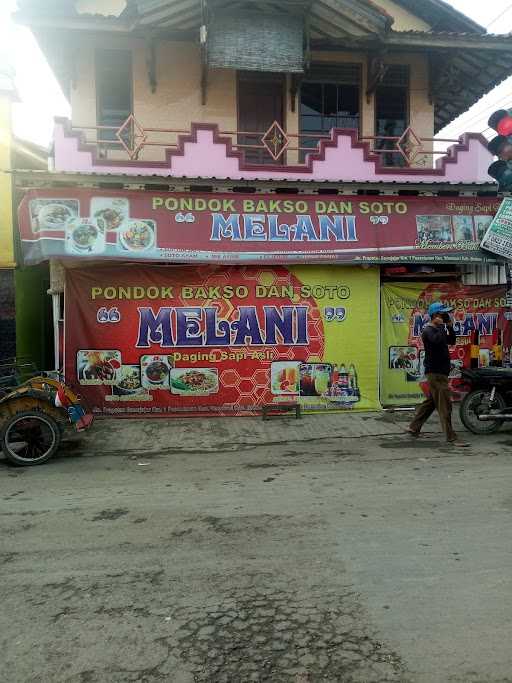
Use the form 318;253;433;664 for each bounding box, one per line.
422;323;456;376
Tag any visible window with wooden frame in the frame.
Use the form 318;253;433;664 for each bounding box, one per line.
300;63;361;161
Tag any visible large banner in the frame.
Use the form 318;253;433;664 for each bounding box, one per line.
65;265;380;417
19;189;503;265
0;108;14;268
381;282;507;406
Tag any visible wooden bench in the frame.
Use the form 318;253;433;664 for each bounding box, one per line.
262;402;301;420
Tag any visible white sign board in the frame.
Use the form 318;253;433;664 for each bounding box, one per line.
480;197;512;260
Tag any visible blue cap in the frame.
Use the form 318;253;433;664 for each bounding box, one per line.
428;302;453;317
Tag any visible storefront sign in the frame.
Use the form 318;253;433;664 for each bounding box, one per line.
19;189;503;265
480;197;512;259
381;282;507;406
65;265;380;417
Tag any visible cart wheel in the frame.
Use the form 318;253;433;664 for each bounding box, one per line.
1;410;61;466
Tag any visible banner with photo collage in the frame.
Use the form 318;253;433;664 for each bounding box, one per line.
18;189;503;265
65;264;381;417
380;282;508;407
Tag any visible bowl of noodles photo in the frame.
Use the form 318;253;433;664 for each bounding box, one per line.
66;218;104;254
119;220;155;252
170;368;219;395
72;223;99;250
113;365;144;396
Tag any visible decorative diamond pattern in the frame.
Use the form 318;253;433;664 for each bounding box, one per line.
396;127;422;164
116;115;148;160
262;121;290;161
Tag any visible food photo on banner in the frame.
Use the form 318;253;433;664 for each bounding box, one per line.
18;189;503;265
380;283;508;407
64;265;380;417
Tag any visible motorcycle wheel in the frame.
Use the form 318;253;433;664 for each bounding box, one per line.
459;390;506;434
1;410;61;466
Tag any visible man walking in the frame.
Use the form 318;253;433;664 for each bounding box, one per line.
407;302;470;447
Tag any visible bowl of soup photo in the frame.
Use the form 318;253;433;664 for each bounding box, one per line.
67;218;103;254
144;361;169;386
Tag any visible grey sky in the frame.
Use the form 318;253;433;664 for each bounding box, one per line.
2;0;512;146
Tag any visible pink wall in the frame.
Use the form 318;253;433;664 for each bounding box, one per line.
53;119;494;185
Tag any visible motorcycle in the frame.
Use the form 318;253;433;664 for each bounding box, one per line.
459;366;512;434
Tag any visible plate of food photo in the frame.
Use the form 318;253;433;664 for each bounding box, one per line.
77;350;121;385
119;220;155;252
30;199;79;232
170;368;219;395
112;365;146;396
91;197;129;232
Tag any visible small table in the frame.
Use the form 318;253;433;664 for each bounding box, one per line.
262;402;301;420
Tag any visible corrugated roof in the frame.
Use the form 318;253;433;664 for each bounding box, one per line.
11;168;503;191
18;0;484;34
16;0;134;19
389;30;509;39
132;0;394;39
392;0;484;34
377;30;512;132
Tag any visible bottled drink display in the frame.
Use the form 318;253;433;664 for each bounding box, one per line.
470;328;480;369
491;328;503;366
325;362;360;406
339;364;349;387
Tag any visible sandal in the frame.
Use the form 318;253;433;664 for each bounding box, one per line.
448;440;471;448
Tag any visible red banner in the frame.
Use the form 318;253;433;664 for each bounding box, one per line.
64;264;381;417
19;189;502;264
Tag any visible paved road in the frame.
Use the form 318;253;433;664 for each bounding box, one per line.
2;415;512;682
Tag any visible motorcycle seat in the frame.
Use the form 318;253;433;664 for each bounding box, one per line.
463;367;512;380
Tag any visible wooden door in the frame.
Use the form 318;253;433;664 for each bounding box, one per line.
237;73;284;165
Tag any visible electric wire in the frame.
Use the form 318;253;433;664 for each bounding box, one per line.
459;94;512;130
485;3;512;29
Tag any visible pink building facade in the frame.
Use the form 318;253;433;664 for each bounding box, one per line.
14;0;512;413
